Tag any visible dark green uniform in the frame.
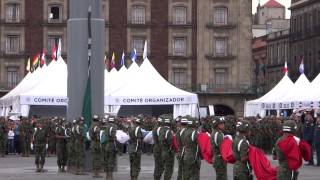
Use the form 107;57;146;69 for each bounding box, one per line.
33;126;48;172
152;123;164;180
90;121;102;177
232;134;251;180
64;122;72;172
0;120;6;157
211;129;227;180
182;127;201;180
55;123;67;172
176;125;187;180
74;121;86;174
102;120;117;179
128;123;143;180
159;125;175;180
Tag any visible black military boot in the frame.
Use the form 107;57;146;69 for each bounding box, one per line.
35;164;40;173
39;164;44;172
61;166;66;172
58;165;62;173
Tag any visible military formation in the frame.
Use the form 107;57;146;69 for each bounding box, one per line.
0;109;319;180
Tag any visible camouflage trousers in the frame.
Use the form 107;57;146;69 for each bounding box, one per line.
103;148;116;172
277;165;298;180
34;144;46;165
213;155;227;180
153;146;164;180
233;161;251;180
176;155;183;180
129;152;141;178
75;140;85;169
56;141;68;166
183;158;201;180
315;141;320;165
67;141;74;168
91;142;102;171
20;136;30;156
0;138;5;156
161;149;175;180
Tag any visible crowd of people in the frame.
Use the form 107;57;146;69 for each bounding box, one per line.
0;109;319;180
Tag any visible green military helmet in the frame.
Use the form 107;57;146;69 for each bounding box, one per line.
135;114;144;124
79;116;84;122
92;114;100;122
212;116;225;128
236;120;251;133
180;116;188;125
282;120;297;133
108;115;116;122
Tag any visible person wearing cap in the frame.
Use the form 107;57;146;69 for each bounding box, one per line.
68;119;77;173
302;110;315;165
175;116;188;180
314;111;320;166
232;120;252;180
74;117;86;175
158;115;175;180
64;120;72;173
19;117;31;157
89;115;102;178
152;116;164;180
210;116;227;180
102;116;118;180
55;118;67;173
128;116;144;180
31;119;49;173
181;117;201;180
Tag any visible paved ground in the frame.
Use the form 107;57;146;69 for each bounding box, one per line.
0;154;319;180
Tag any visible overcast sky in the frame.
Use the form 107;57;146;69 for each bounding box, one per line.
252;0;291;18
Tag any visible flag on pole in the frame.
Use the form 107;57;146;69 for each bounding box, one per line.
104;55;108;69
26;58;31;72
82;6;92;129
40;49;46;67
131;48;137;62
143;40;147;60
32;53;40;70
120;51;125;67
57;38;62;60
282;61;288;75
109;52;116;70
51;44;57;60
299;58;304;74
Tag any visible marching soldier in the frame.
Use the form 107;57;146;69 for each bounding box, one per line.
302;110;315;165
314;111;320;166
64;120;73;172
128;116;144;180
176;117;187;180
232;120;252;180
0;117;7;157
159;115;175;180
182;118;201;180
153;116;164;180
32;119;49;173
102;116;118;180
90;115;102;178
210;116;227;180
55;118;68;172
74;117;86;175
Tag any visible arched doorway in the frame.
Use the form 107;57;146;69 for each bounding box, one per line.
214;104;235;116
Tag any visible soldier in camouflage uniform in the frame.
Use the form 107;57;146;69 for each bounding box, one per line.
210;116;227;180
47;118;56;156
74;117;86;175
32;119;49;173
176;117;188;180
89;115;102;178
64;120;73;173
20;117;32;157
158;115;175;180
128;116;144;180
153;116;164;180
182;118;201;180
55;118;68;172
273;120;300;180
232;120;252;180
102;116;117;180
0;118;7;157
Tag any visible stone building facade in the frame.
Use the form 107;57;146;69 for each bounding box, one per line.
252;35;267;97
289;0;320;81
0;0;253;116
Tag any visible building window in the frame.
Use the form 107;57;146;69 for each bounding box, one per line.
6;67;19;88
6;3;20;22
214;68;227;86
214;7;227;25
47;35;61;54
132;37;145;54
173;68;187;88
173;6;187;25
49;5;62;22
132;5;146;24
6;35;20;54
173;37;187;56
215;38;227;56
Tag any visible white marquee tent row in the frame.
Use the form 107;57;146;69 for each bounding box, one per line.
0;57;199;118
245;73;320;117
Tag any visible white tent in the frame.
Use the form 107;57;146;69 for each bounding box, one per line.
245;75;294;116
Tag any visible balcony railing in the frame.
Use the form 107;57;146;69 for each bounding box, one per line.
206;22;236;29
205;54;236;60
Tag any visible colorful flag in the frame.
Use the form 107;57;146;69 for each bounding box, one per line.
299;58;304;74
26;58;31;72
120;51;125;67
104;55;108;69
57;38;62;60
282;61;288;75
32;53;40;70
143;40;147;60
51;44;57;60
131;48;137;62
40;49;46;67
109;52;116;70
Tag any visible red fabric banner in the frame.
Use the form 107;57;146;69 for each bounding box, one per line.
197;132;213;164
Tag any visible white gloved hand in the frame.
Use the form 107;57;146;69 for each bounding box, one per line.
46;144;48;150
31;143;33;150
